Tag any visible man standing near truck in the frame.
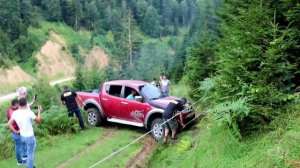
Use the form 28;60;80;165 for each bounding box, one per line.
162;98;187;143
61;86;85;130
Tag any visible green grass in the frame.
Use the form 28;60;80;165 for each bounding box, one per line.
146;107;300;168
29;21;92;49
0;128;104;168
66;129;143;168
170;82;190;98
0;125;144;168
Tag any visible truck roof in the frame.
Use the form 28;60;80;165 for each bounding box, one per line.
105;80;149;88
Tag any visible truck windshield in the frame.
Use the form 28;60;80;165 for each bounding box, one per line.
140;84;162;100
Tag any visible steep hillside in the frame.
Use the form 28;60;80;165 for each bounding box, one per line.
84;46;109;69
36;31;75;78
0;66;34;94
0;66;33;85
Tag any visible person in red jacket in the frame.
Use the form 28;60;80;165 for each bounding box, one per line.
7;99;27;165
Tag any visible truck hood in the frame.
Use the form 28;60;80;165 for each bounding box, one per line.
149;96;179;110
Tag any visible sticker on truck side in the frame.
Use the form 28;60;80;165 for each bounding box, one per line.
131;110;144;118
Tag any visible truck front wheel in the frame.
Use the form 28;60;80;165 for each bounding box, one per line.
87;108;103;126
151;118;165;141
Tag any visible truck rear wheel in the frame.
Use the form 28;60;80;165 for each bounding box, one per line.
87;108;103;126
151;118;165;141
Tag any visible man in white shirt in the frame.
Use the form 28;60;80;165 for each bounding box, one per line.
160;75;171;97
7;98;42;168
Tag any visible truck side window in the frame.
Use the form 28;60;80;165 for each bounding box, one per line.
124;87;140;99
108;85;122;97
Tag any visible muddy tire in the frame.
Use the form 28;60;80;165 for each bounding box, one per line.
86;108;103;127
150;118;165;141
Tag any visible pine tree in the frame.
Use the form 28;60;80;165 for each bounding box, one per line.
47;0;61;21
20;0;35;26
143;6;160;37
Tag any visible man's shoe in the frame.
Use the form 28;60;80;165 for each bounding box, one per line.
22;156;27;160
17;160;26;165
163;137;168;144
171;138;179;144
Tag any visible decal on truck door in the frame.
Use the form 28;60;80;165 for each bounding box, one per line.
131;110;144;118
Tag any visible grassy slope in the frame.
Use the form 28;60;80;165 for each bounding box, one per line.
146;105;300;168
29;21;91;50
0;126;144;168
0;21;92;94
18;21;92;76
0;128;104;167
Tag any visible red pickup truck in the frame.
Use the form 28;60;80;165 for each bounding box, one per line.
77;80;195;140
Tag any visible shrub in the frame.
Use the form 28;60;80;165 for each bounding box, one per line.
210;98;250;139
32;78;61;110
0;125;13;160
35;106;76;136
73;65;105;91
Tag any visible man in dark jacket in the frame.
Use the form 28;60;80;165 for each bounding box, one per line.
61;86;85;130
162;98;187;143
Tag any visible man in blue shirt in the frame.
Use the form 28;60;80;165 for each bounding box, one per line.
126;89;137;100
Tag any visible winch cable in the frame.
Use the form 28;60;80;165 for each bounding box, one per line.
89;98;211;168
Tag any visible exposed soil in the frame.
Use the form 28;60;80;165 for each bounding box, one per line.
0;66;34;86
57;129;117;168
84;46;109;69
126;136;156;168
287;160;300;168
36;31;75;78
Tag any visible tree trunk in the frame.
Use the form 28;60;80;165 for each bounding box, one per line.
128;12;133;70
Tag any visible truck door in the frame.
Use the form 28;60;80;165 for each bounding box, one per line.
101;84;123;118
120;86;150;123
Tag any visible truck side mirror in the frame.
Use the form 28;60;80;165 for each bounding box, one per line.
135;96;142;102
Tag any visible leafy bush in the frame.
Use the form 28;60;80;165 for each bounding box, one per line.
32;78;61;110
210;98;250;139
176;137;192;153
35;106;75;136
0;125;14;160
73;65;105;91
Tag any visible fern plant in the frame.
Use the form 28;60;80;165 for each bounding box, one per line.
210;98;250;139
176;137;193;153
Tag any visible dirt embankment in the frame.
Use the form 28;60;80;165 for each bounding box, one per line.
84;46;109;69
0;66;34;86
36;31;75;78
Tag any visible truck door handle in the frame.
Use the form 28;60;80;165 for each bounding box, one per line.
102;98;108;101
121;102;128;105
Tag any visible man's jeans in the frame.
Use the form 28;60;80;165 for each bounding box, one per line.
11;132;26;163
21;136;36;168
69;108;85;129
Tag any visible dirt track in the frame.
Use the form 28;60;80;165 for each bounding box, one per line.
126;136;156;168
57;129;117;168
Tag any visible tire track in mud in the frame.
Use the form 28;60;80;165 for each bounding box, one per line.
57;129;117;168
126;136;156;168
